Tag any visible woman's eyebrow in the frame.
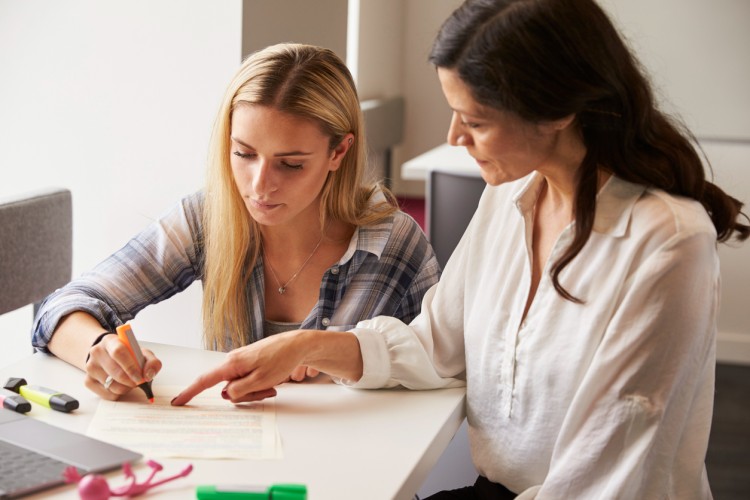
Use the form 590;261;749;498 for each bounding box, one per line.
453;106;485;120
273;150;313;157
230;136;253;149
230;136;313;157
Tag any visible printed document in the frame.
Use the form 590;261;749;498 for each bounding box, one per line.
87;385;282;459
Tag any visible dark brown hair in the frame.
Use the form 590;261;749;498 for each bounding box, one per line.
430;0;749;301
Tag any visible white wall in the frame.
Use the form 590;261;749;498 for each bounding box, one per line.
241;0;348;61
0;0;243;354
350;0;405;100
599;0;750;141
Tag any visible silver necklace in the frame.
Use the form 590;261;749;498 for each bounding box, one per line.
264;233;325;295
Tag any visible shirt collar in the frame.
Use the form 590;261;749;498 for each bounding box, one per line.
337;189;392;264
591;174;646;237
512;171;646;238
512;172;545;216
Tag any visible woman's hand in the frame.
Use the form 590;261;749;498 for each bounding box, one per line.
47;312;162;401
171;330;306;406
84;333;162;401
171;329;362;406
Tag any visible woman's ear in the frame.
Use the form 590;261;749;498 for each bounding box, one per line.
539;114;576;134
329;133;355;171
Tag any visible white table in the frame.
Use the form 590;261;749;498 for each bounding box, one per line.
400;143;480;181
0;342;466;500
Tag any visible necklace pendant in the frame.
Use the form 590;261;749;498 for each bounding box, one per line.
278;286;286;295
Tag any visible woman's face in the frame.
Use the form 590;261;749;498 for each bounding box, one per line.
437;68;565;186
230;104;350;229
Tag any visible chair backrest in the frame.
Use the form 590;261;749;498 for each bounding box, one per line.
0;188;73;316
427;169;486;269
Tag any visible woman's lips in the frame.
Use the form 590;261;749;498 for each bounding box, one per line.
249;198;282;210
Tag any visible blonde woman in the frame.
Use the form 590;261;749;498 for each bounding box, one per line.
33;44;439;401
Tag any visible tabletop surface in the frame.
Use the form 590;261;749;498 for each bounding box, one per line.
0;341;466;500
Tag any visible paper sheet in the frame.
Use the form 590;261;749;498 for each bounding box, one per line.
87;385;282;460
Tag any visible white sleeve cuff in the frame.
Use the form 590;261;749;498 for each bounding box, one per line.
343;327;392;388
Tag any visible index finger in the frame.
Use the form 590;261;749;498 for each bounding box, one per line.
171;365;233;406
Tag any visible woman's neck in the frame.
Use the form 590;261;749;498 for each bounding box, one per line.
536;126;585;216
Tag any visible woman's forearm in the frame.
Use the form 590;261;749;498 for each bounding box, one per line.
47;311;111;370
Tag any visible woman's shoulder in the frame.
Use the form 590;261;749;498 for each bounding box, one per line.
390;208;424;232
598;178;718;267
351;202;434;265
147;191;205;251
179;190;205;215
594;175;715;240
636;185;716;240
357;186;424;238
357;208;426;246
168;190;204;227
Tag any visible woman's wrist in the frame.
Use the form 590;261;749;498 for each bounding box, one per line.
295;329;363;381
48;312;115;370
85;330;116;364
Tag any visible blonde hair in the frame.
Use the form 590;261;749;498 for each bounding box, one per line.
202;43;396;350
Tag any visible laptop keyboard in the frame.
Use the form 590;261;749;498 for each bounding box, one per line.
0;440;75;498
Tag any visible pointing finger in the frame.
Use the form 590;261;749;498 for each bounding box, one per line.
171;367;232;406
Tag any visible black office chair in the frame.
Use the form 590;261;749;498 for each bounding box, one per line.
0;188;73;318
426;169;486;269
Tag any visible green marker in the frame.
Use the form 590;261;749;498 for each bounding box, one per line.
3;377;79;413
195;484;307;500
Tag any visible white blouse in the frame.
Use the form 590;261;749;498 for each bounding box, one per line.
351;172;718;499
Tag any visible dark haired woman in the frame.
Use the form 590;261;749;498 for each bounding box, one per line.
174;1;748;497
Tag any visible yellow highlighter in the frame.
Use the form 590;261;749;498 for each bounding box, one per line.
116;323;155;403
3;377;79;412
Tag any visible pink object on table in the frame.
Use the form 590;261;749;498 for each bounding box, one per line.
63;459;193;499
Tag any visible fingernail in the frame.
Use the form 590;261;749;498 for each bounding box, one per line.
145;370;155;380
170;396;178;405
221;388;229;400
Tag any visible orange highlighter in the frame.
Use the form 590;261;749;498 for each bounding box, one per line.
116;323;155;403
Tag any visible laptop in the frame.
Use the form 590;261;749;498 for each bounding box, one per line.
0;407;142;498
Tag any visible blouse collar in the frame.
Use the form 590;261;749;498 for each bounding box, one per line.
512;171;646;238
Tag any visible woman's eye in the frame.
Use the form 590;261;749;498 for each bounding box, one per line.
461;121;481;129
281;161;303;170
233;151;257;159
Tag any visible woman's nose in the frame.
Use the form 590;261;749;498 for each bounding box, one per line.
252;159;277;195
446;112;472;147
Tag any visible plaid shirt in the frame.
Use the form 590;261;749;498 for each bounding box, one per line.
32;191;440;351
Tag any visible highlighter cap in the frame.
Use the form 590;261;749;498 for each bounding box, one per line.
0;388;31;413
5;398;32;413
50;394;79;412
270;484;307;500
3;377;27;393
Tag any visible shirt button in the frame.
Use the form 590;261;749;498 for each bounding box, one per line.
331;266;339;275
322;318;331;327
